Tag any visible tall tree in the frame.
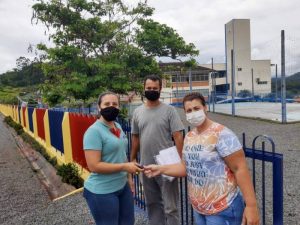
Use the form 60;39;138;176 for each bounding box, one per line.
32;0;198;106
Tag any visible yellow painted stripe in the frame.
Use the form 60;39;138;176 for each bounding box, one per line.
52;187;84;202
62;112;73;163
20;107;24;127
33;109;38;138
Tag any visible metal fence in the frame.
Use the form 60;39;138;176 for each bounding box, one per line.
207;90;300;123
243;133;283;225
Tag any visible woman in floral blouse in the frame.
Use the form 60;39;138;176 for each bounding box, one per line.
145;92;259;225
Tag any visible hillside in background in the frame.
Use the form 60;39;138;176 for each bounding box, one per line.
286;72;300;81
272;72;300;97
0;63;44;88
0;60;44;104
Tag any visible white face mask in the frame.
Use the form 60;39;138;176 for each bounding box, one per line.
186;110;206;126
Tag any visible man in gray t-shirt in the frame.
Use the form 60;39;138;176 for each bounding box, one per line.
130;75;184;225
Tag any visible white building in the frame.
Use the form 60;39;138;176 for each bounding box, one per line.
224;19;271;95
200;19;271;96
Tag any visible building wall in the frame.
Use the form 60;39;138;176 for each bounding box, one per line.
161;65;211;101
251;60;271;94
226;19;252;93
199;63;226;71
225;19;271;95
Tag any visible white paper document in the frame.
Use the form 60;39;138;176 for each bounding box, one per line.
154;146;181;181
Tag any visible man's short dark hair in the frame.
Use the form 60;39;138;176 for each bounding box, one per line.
143;75;162;89
182;92;206;108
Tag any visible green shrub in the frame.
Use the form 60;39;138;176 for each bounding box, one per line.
3;116;24;134
4;116;13;124
21;132;33;145
15;124;24;135
48;157;58;167
56;163;84;188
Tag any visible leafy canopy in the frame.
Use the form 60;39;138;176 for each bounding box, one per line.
31;0;198;106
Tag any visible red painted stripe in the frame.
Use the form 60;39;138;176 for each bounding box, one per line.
69;113;97;170
36;109;46;140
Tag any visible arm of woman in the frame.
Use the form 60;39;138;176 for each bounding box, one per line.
224;150;260;225
144;161;186;178
85;150;143;174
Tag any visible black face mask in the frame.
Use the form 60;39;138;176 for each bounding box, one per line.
144;90;160;101
100;106;119;121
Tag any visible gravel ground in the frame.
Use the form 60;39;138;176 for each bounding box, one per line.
208;113;300;225
1;111;299;225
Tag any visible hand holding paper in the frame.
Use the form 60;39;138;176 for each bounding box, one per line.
153;146;181;181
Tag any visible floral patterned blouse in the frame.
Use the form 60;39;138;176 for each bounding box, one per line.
183;122;242;215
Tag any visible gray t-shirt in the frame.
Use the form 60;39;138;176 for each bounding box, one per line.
131;103;185;165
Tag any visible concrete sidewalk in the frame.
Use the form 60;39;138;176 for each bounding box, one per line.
0;115;148;225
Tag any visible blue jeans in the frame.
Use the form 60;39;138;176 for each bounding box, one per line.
83;183;134;225
194;193;245;225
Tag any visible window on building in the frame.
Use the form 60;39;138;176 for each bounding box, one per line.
238;82;242;86
258;81;268;85
172;89;209;98
256;78;268;85
237;68;242;71
216;71;226;78
171;76;177;82
172;74;209;83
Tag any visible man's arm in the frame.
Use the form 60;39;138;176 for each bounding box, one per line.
130;134;140;162
173;131;184;158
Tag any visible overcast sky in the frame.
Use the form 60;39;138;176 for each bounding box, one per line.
0;0;299;75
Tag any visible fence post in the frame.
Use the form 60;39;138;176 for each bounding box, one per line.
273;156;284;225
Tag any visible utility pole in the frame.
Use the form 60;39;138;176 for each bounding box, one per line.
211;58;215;112
188;67;192;93
251;68;254;98
281;30;287;123
275;64;278;102
231;49;235;116
208;93;211;111
176;72;179;103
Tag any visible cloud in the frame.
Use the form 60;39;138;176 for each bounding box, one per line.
0;0;48;73
0;0;299;74
148;0;300;73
